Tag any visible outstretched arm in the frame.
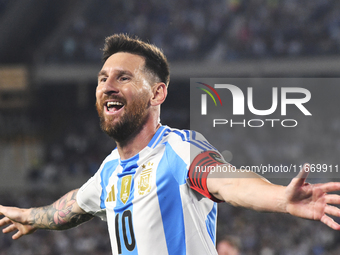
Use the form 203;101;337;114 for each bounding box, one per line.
0;189;94;239
207;164;340;230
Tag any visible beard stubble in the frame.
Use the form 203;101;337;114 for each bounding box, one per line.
96;93;150;144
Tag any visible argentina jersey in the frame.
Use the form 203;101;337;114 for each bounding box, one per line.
77;125;220;255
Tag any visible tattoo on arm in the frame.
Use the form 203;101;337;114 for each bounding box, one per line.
29;189;93;230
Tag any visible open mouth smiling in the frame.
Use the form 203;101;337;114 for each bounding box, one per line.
106;101;124;113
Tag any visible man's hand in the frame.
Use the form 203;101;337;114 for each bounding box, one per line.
0;206;36;239
285;164;340;230
0;189;93;240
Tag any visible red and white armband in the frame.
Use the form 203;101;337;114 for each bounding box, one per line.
188;151;226;202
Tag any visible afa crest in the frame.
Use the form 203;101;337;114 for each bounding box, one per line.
138;162;153;195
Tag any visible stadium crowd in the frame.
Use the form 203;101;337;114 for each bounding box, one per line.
42;0;340;64
1;0;340;254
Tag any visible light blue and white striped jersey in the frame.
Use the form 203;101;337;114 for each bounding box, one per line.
77;125;219;255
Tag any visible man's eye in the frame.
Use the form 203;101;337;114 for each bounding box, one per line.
99;77;107;82
119;76;130;82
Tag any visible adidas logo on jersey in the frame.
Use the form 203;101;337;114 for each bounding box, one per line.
106;185;116;202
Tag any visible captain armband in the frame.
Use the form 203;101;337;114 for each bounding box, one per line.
188;151;226;202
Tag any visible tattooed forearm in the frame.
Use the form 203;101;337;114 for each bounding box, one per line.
29;189;93;230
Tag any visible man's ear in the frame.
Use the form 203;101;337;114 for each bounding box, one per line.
151;83;167;106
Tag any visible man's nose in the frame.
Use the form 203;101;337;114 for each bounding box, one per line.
102;76;119;95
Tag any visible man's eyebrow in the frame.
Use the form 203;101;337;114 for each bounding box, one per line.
116;70;133;76
97;69;133;78
98;70;107;77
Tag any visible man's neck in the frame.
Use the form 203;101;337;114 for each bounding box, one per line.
116;122;161;160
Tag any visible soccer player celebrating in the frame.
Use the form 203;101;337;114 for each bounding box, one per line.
1;34;340;255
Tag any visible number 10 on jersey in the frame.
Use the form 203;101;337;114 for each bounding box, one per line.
115;210;136;254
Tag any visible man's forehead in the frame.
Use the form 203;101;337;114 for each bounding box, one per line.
102;52;145;71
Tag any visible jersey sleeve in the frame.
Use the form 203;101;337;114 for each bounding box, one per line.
187;150;226;202
178;130;226;202
77;170;107;221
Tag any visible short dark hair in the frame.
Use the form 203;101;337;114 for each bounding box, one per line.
102;34;170;87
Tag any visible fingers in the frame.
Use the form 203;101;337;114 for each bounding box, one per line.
324;194;340;205
0;217;18;236
297;163;310;180
322;205;340;231
321;214;340;231
12;231;23;240
324;205;340;218
0;217;23;240
2;223;17;234
291;163;310;187
317;182;340;193
0;216;12;227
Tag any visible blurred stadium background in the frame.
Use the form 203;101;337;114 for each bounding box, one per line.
1;0;340;254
